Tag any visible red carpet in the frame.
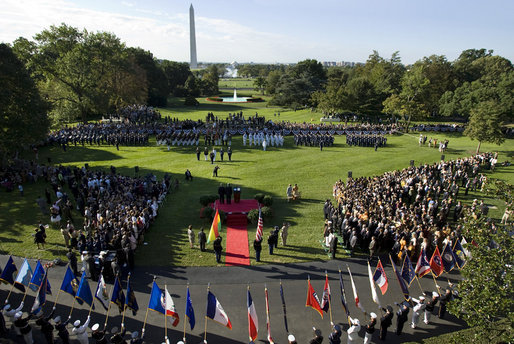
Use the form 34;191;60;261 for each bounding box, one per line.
213;199;260;214
225;214;250;266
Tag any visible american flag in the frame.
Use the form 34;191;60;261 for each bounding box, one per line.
256;207;263;241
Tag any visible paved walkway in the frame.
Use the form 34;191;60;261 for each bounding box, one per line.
0;254;465;343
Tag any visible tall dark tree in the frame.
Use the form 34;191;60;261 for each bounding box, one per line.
0;43;49;156
161;60;192;96
128;47;168;107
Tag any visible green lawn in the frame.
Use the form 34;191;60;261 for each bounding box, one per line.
1;98;513;266
219;78;255;89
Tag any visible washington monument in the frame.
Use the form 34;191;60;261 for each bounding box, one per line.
189;4;198;69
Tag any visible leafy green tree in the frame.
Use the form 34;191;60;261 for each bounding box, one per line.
13;24;147;123
464;100;507;153
201;64;220;96
128;47;168;106
383;64;430;130
254;76;266;95
265;70;282;95
448;181;513;342
0;43;49;156
161;60;192;96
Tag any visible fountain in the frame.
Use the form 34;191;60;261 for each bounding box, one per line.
219;88;250;102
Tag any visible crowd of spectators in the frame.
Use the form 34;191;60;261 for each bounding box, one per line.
324;152;496;263
109;104;161;123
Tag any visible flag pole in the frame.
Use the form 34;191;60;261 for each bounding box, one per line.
164;283;168;343
88;297;95;317
183;283;188;343
415;276;424;294
431;273;441;296
104;275;117;330
52;289;62;309
68;296;77;319
339;268;351;327
325;270;333;326
21;285;30;303
121;278;128;328
142;276;156;337
5;282;16;304
204;283;210;343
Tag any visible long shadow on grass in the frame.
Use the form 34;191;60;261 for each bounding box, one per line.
39;145;124;165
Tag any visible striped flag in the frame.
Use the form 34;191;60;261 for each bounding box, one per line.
373;259;389;295
367;261;381;308
256;207;263;241
415;248;431;278
247;289;258;342
320;272;331;313
207;209;221;243
206;291;232;329
348;266;366;313
164;286;180;326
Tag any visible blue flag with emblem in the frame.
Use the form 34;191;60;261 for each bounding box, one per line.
185;286;195;330
125;273;139;315
111;276;125;313
147;281;165;314
401;254;416;287
452;239;467;269
29;260;52;294
76;270;94;309
441;242;456;272
31;269;48;314
0;256;17;285
60;266;82;303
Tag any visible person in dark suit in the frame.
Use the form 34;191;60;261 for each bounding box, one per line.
213;236;223;263
53;315;71;344
225;184;232;204
218;183;225;204
395;302;409;335
35;307;56;344
198;228;207;252
227;146;232;161
379;305;394;340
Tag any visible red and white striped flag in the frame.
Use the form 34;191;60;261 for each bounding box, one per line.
256;207;263;241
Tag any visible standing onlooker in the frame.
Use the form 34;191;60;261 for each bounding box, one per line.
187;225;195;248
227;146;232;161
66;249;78;275
213;236;223;263
254;238;262;262
267;230;278;255
198;228;206;252
34;227;46;249
280;222;289;246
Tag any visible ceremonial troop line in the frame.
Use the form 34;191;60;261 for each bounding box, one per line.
345;134;387;148
0;236;467;344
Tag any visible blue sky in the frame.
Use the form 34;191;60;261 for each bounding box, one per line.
1;0;513;64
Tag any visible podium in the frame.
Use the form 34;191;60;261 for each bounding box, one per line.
233;187;241;203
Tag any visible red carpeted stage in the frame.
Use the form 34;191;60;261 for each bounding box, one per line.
212;199;260;266
213;199;259;214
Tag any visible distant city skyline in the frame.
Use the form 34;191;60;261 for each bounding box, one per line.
1;0;513;65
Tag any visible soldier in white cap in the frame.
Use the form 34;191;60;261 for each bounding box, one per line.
3;302;23;335
411;296;426;328
424;291;440;324
288;334;297;343
347;317;361;344
72;315;90;344
91;323;108;344
363;312;377;344
13;311;33;344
